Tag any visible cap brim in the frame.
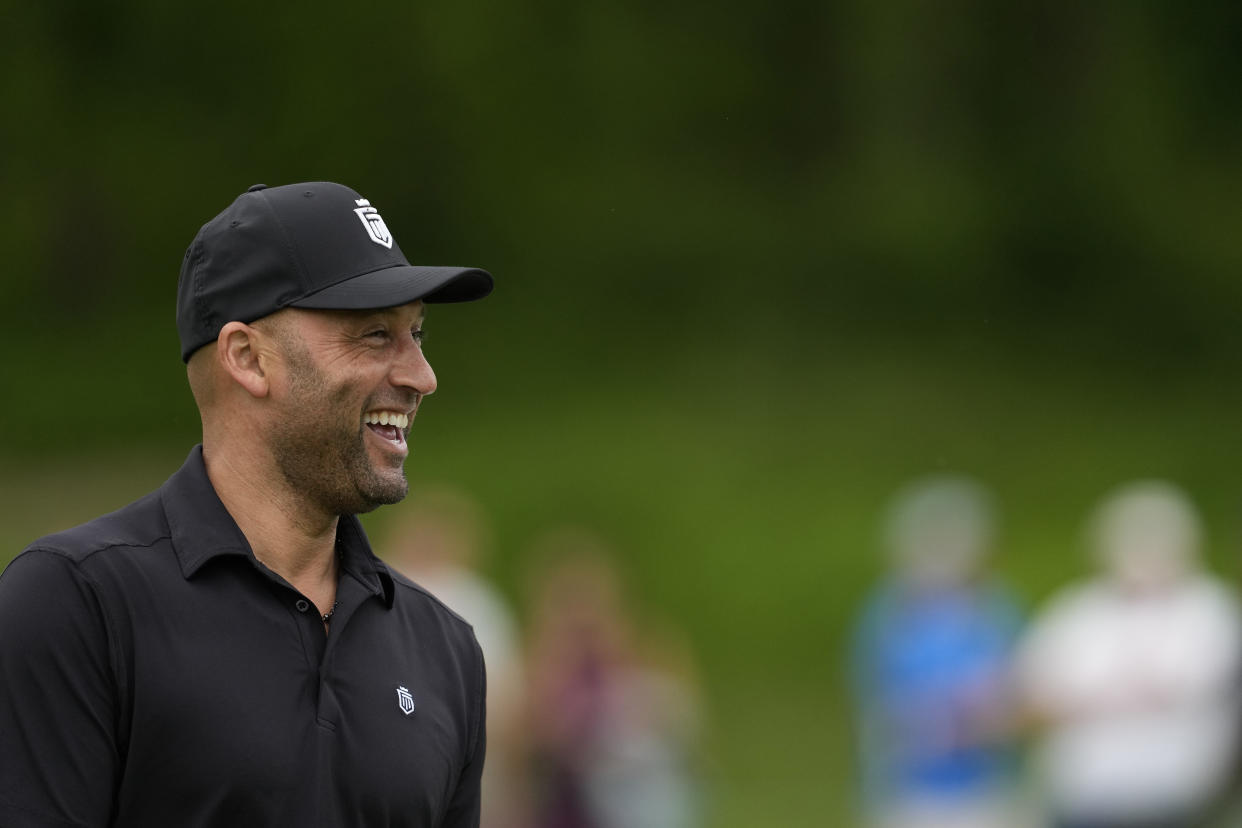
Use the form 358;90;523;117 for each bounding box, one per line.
289;265;493;310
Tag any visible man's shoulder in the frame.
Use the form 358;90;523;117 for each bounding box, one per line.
384;563;479;638
23;489;170;565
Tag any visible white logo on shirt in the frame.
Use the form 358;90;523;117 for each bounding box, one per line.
354;198;394;248
396;685;415;716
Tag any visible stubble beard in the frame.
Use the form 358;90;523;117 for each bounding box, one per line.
270;346;410;517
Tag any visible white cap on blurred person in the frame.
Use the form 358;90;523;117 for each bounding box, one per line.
885;475;996;589
1090;480;1202;591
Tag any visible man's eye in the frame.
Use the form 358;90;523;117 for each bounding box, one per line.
364;329;389;341
412;329;426;344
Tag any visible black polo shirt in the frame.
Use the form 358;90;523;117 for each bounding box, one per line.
0;446;485;828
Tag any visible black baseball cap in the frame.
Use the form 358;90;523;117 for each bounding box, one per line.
176;181;493;361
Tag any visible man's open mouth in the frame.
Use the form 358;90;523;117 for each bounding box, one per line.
364;411;410;444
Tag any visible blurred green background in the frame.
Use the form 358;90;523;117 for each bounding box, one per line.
5;2;1242;825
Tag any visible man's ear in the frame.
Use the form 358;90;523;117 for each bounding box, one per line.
217;321;271;399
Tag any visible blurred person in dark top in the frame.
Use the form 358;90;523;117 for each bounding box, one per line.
852;476;1027;828
524;529;703;828
1017;481;1242;828
386;486;531;828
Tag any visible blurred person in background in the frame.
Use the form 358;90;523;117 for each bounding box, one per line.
1017;481;1242;828
524;528;703;828
852;475;1027;828
386;486;531;828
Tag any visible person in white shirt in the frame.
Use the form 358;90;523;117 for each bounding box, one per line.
1017;481;1242;828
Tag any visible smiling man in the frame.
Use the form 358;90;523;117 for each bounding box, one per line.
0;182;493;827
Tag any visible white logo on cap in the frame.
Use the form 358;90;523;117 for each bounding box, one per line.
354;198;394;249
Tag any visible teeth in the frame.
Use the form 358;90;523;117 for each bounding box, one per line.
365;411;409;429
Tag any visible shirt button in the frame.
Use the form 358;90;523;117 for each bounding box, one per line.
295;599;310;613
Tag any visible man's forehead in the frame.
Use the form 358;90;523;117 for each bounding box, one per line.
348;300;426;319
284;301;426;326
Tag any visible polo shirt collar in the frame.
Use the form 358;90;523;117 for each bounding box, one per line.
161;445;395;607
335;508;396;608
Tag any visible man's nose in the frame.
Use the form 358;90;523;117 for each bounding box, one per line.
391;335;437;396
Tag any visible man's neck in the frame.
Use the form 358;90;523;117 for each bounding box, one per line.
201;442;340;613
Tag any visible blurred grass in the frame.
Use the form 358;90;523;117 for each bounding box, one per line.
4;331;1240;827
